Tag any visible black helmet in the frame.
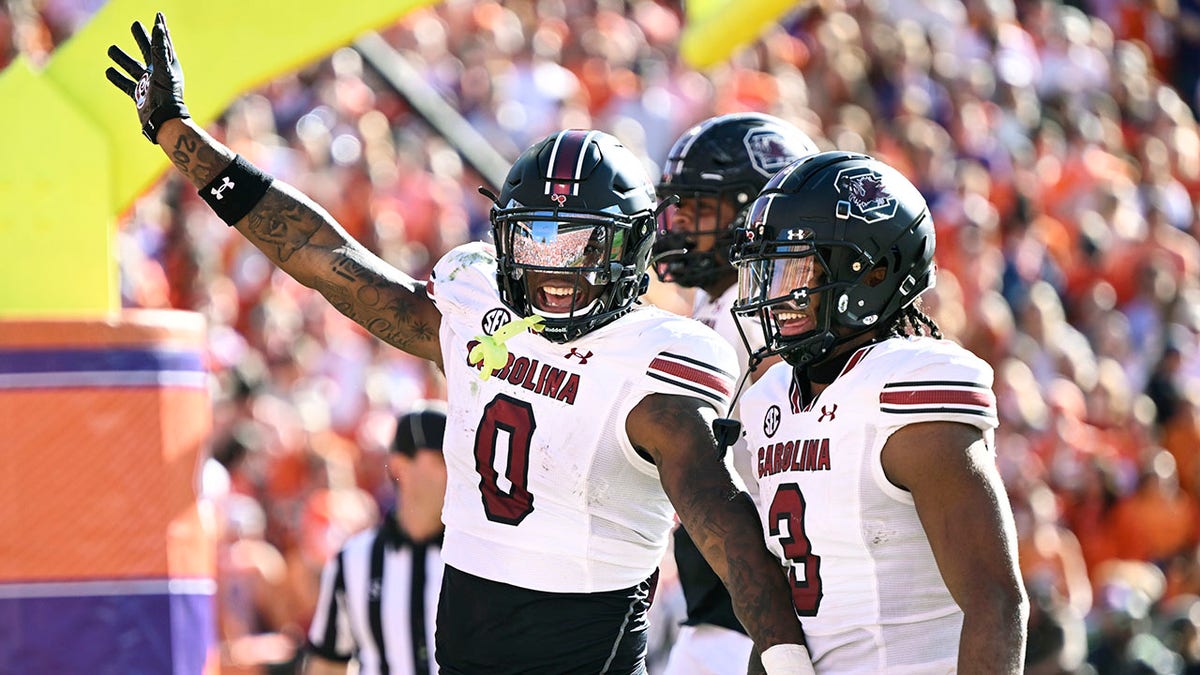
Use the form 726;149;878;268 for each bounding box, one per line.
654;113;818;288
490;129;657;343
730;151;936;367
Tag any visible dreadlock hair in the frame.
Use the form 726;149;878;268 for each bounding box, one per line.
880;300;943;340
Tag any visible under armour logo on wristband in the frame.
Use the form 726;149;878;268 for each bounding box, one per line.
199;155;272;225
211;177;236;200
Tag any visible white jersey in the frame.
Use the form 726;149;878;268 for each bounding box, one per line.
739;337;999;674
691;285;765;497
691;285;759;369
429;243;738;593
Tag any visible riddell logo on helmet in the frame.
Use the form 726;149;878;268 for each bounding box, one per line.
834;167;898;224
550;193;567;207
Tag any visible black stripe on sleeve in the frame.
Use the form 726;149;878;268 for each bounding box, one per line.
880;406;992;416
882;380;987;389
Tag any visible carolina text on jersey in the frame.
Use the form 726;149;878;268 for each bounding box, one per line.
465;340;582;404
757;437;832;478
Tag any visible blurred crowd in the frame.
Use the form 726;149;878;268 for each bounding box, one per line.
7;0;1200;671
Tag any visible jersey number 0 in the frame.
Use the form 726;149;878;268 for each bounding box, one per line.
769;483;824;615
473;394;536;525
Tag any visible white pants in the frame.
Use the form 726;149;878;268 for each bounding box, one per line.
660;624;755;675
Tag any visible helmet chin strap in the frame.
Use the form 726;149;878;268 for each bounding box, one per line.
712;417;743;459
801;327;885;383
780;331;837;368
802;346;857;384
710;356;765;459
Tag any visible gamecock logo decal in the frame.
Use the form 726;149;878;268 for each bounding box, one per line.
746;130;799;177
834;167;898;224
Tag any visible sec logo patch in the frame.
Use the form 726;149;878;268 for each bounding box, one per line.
763;405;781;438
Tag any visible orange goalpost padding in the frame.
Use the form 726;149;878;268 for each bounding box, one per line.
0;310;216;673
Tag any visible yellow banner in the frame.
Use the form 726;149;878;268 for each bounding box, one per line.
0;58;114;315
46;0;441;215
680;0;803;69
0;0;439;316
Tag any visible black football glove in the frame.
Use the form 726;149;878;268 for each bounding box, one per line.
105;12;190;144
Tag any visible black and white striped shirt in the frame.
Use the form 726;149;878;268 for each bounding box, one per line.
307;514;443;675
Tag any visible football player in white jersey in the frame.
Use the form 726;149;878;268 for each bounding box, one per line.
653;113;818;675
728;152;1029;673
104;17;813;674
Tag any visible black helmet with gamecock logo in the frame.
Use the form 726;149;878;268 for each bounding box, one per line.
729;151;936;366
654;113;817;289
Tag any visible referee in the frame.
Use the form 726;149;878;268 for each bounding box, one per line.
304;403;448;675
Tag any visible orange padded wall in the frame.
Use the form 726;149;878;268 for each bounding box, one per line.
0;310;216;674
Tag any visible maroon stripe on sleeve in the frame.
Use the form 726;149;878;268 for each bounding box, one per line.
649;357;732;397
879;389;994;408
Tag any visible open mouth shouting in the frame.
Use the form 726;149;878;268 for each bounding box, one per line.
527;272;602;316
773;308;815;337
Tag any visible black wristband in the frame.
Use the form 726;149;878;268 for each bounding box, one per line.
141;103;191;144
199;155;274;226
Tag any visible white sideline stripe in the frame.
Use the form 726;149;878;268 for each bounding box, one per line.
0;578;217;599
0;370;208;389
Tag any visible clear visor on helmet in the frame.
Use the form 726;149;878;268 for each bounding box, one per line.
737;244;820;307
509;216;625;283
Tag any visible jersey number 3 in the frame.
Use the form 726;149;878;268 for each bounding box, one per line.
769;483;824;615
474;394;536;525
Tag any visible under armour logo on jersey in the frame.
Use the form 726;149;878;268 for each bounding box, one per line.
564;347;592;364
210;177;236;200
819;404;838;422
550;193;567;207
481;308;512;336
763;405;781;438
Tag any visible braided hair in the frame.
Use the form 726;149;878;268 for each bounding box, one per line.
880;301;943;340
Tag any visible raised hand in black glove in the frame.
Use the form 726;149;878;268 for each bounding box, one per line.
105;12;190;144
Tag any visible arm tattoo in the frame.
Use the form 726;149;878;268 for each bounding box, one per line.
239;188;439;357
638;394;805;649
314;261;438;354
170;131;230;186
162;122;441;360
242;192;319;263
